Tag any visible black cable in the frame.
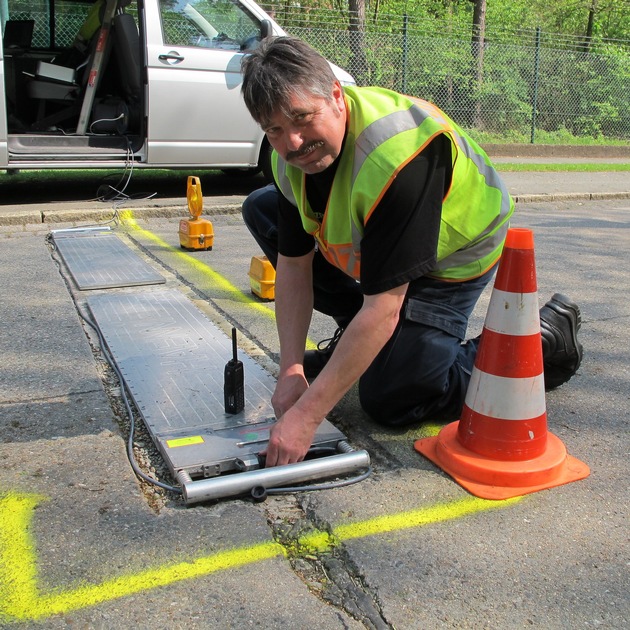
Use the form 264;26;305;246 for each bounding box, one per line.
265;466;373;495
48;236;371;499
48;239;182;494
78;307;183;494
94;141;135;202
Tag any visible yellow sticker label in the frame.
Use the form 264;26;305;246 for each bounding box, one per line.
166;436;205;448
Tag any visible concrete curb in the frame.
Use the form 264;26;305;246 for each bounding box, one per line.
0;209;44;226
0;201;244;227
0;190;630;227
513;191;630;203
1;191;628;227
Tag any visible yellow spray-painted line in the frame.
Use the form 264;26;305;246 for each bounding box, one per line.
0;490;521;622
119;211;318;349
0;492;285;621
0;215;524;621
120;212;274;319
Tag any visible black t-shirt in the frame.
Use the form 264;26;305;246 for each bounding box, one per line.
277;133;453;295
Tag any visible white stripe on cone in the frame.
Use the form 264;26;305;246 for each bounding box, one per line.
485;289;540;336
465;370;547;420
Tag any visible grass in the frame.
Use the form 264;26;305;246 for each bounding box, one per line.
495;162;630;172
1;151;629;191
2;161;629;186
0;168;221;185
471;128;630;146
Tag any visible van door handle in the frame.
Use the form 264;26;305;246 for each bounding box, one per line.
159;51;185;63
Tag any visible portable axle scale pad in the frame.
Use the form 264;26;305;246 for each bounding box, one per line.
86;289;348;480
52;229;165;290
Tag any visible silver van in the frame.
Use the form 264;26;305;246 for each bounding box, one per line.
0;0;354;177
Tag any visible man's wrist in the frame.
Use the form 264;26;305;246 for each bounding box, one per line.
279;361;306;378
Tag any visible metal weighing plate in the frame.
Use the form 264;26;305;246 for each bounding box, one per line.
87;289;348;480
52;230;165;290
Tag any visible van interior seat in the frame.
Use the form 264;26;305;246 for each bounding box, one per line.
111;12;142;105
24;0;142;134
24;2;111;131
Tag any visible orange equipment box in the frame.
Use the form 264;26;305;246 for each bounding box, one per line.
178;176;214;251
249;255;275;300
179;217;214;251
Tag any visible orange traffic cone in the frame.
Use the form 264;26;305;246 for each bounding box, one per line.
414;228;589;500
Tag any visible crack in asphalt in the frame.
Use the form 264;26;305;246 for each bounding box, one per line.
263;496;391;629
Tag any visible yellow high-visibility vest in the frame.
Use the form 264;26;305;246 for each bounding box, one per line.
273;86;514;282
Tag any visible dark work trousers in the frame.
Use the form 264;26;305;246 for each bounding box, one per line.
242;184;496;427
242;184;363;323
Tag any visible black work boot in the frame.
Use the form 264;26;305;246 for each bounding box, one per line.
540;293;583;390
303;327;344;379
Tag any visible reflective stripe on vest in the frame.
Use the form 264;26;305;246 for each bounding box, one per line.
431;121;513;280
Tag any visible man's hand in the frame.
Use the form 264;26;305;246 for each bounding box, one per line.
264;368;315;467
263;407;319;467
271;369;308;419
264;286;409;467
263;251;318;467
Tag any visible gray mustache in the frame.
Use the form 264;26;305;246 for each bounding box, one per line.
286;141;324;161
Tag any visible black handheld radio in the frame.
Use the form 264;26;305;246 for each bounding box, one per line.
224;327;245;414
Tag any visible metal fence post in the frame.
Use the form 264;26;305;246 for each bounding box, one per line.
402;14;409;95
530;27;542;144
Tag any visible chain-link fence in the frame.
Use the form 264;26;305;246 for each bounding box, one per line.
276;8;630;142
10;11;81;49
10;2;630;142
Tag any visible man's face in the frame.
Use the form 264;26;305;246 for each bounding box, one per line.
261;82;346;175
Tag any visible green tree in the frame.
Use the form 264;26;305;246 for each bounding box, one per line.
348;0;370;82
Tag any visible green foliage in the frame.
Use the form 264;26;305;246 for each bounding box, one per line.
391;0;629;41
270;0;629;41
282;0;629;141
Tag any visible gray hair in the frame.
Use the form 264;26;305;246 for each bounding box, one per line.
241;37;338;126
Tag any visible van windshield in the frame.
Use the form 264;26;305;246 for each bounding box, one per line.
159;0;261;51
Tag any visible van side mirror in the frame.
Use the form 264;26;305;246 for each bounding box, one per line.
260;20;272;40
241;19;272;52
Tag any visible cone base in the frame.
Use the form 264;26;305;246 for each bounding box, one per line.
414;421;590;500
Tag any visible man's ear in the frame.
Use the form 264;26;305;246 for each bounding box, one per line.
331;81;346;112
